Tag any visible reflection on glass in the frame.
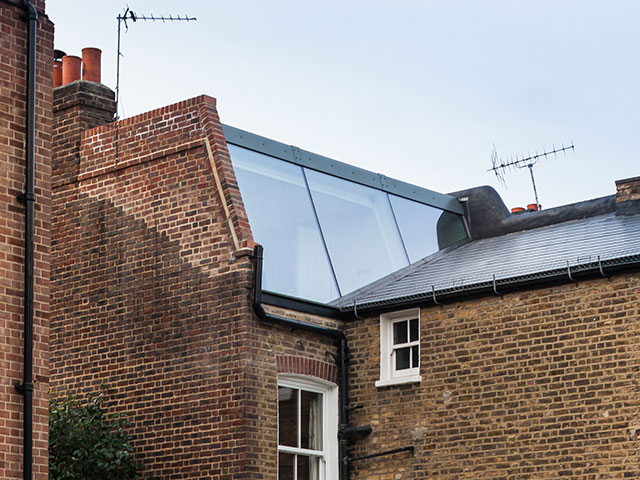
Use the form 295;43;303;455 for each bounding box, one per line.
229;145;339;302
305;169;408;295
297;455;320;480
389;194;442;263
300;391;323;450
278;387;298;447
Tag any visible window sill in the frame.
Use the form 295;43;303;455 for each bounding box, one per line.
375;375;422;388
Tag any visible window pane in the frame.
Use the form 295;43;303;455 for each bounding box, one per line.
305;169;408;295
395;347;410;370
300;390;323;450
278;452;295;480
411;345;419;368
229;145;339;302
393;321;408;345
389;194;467;262
388;194;441;263
278;387;298;447
297;455;320;480
410;318;418;342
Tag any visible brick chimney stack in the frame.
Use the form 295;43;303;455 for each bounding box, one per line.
615;176;640;216
53;47;115;187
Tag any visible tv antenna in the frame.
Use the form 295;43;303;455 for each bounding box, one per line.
116;7;197;120
489;142;574;210
114;6;196;169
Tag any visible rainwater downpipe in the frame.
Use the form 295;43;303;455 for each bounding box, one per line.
251;245;352;480
18;2;38;480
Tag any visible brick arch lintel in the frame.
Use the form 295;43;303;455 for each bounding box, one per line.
276;355;338;385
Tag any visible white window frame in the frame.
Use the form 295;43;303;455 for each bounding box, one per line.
277;374;339;480
375;308;422;387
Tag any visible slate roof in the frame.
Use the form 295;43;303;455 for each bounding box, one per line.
332;212;640;311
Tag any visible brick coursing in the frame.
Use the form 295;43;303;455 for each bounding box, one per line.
346;274;640;479
0;3;53;480
616;177;640;203
276;356;338;384
50;92;340;479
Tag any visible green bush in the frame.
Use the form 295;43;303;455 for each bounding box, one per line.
49;391;143;480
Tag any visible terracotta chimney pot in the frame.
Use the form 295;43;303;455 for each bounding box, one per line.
61;55;81;85
511;207;525;213
53;59;62;88
82;47;101;83
527;203;539;211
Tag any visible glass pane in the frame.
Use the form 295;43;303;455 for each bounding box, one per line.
300;390;323;450
410;318;419;342
436;211;468;249
306;169;408;295
278;452;295;480
297;455;320;480
229;145;339;302
393;321;407;345
278;387;298;447
389;194;467;262
411;345;419;368
395;347;410;370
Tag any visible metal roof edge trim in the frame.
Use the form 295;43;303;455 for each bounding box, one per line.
222;124;463;214
343;253;640;313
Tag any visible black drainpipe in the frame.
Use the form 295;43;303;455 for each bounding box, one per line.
252;245;369;480
16;2;38;480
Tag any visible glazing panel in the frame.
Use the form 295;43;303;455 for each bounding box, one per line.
278;387;298;447
229;145;339;302
388;194;443;263
278;452;295;480
305;169;408;295
410;318;419;342
395;347;410;370
412;345;419;368
297;455;320;480
393;321;408;345
300;390;323;450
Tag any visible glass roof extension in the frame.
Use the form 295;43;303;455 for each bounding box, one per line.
225;125;468;304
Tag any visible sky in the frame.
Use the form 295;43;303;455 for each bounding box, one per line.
48;1;640;210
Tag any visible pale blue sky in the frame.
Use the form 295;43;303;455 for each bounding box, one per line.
49;1;640;209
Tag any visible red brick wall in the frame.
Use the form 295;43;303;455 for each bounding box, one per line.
51;92;344;479
0;2;52;480
51;94;260;478
346;274;640;479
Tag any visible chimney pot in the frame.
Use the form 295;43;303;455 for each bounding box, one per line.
511;207;525;213
527;203;539;211
61;55;81;85
53;59;62;88
82;47;102;83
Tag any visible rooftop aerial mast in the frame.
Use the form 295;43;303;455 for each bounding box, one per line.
114;7;196;168
489;142;575;210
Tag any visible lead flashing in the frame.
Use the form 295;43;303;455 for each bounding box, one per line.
222;124;464;215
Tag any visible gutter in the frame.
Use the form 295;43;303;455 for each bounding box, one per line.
16;2;38;480
340;253;640;314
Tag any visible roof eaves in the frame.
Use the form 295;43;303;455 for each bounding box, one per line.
345;250;640;313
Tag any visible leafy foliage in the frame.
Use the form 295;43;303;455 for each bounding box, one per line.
49;391;143;480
